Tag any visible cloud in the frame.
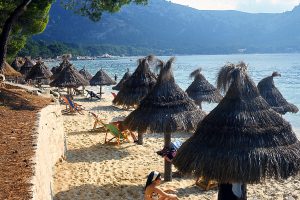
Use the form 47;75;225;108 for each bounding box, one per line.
170;0;238;10
170;0;300;13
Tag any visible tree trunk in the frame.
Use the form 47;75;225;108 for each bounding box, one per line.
0;0;32;71
164;132;172;182
137;132;143;145
218;183;247;200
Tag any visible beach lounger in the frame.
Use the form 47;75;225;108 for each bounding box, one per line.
195;177;218;191
103;121;130;145
86;90;101;100
90;112;107;130
61;96;84;115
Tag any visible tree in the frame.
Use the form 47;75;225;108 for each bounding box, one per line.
0;0;52;68
0;0;147;72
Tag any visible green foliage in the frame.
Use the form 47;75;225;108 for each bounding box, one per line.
2;0;148;61
18;39;162;58
61;0;147;21
0;0;53;62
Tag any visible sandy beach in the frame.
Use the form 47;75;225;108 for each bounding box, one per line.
53;87;300;200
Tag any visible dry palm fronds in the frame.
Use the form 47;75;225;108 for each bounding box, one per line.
50;64;89;88
124;57;206;134
186;68;222;105
257;72;298;114
112;68;131;91
173;62;300;184
112;56;158;107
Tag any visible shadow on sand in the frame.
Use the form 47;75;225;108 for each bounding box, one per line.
53;182;213;200
90;104;128;112
66;143;131;163
53;184;143;200
175;184;217;198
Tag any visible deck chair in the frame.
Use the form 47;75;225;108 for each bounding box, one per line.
61;96;84;115
195;177;218;191
86;90;101;100
103;122;130;145
90;112;107;130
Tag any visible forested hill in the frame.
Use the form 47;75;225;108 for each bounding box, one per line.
35;0;300;54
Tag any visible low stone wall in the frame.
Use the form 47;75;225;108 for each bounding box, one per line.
31;103;65;200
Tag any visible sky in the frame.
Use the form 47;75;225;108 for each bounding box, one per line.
169;0;300;13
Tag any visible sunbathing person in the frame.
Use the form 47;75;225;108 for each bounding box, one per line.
144;171;178;200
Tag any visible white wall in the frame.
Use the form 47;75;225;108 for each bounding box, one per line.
31;104;66;200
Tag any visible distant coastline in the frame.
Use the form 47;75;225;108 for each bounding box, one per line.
18;39;300;60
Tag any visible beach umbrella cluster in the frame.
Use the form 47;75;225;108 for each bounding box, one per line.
90;68;116;98
257;71;299;114
112;68;131;91
11;58;24;72
26;61;52;84
186;68;222;108
50;63;89;94
19;57;35;76
51;59;73;79
124;57;206;181
113;56;157;108
79;67;93;81
173;62;300;199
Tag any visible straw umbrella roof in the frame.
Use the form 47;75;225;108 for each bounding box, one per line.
25;61;52;81
51;59;73;79
11;58;24;71
79;67;93;81
113;56;158;107
50;64;89;88
19;57;35;75
257;72;298;114
124;57;206;134
173;62;300;184
186;68;223;105
90;68;116;86
1;62;22;77
112;68;131;91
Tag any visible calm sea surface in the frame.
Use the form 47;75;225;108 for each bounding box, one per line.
46;53;300;136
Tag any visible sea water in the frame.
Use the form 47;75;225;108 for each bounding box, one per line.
46;53;300;136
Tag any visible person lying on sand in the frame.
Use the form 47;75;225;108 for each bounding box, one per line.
144;171;179;200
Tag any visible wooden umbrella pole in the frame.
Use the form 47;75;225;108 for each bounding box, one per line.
137;132;143;145
164;132;172;182
100;86;102;98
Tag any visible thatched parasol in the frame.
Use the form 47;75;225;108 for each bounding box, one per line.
257;72;298;114
124;57;206;181
79;67;93;81
90;68;116;98
50;64;89;94
51;59;73;79
11;57;24;71
19;57;35;75
186;68;223;108
113;56;157;107
173;62;300;199
0;62;22;77
25;61;52;84
112;68;131;91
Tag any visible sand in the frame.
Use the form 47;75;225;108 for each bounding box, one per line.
53;87;300;200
